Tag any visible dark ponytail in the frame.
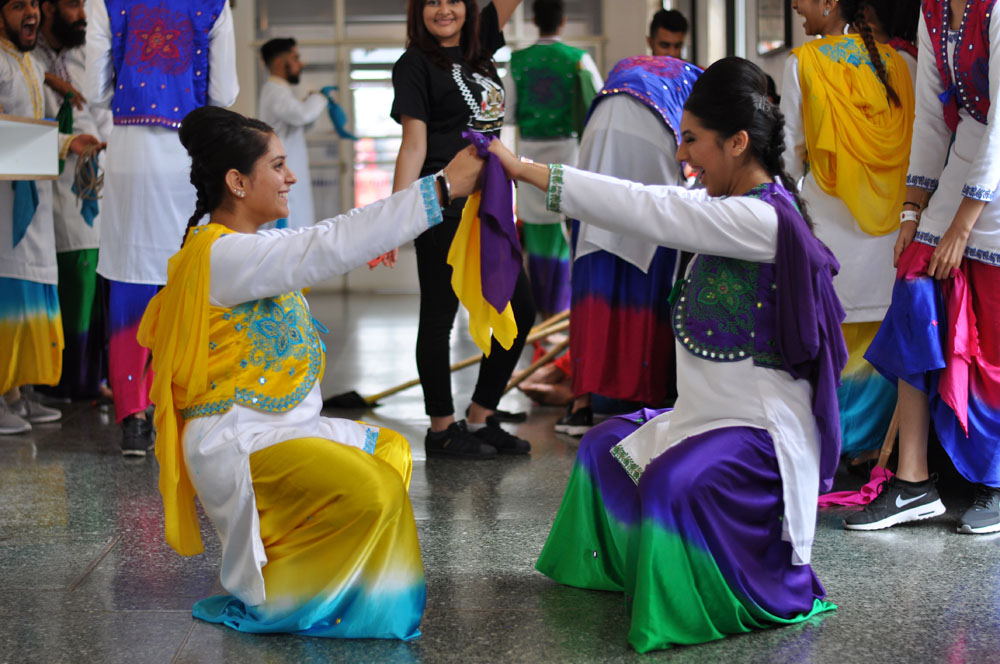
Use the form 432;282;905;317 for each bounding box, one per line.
683;56;813;230
841;0;901;107
177;106;275;247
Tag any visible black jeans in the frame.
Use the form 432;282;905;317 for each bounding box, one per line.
414;215;536;417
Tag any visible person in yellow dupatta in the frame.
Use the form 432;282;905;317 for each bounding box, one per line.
137;106;484;638
782;0;915;460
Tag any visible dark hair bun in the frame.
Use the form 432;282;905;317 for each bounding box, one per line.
178;107;275;245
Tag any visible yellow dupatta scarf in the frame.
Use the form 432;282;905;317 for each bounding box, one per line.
794;35;915;236
137;223;230;556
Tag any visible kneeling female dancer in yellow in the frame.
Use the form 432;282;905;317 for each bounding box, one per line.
138;106;483;638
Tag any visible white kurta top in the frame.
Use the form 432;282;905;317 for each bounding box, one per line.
257;78;327;230
35;36;113;253
85;0;239;285
182;175;442;606
781;53;897;323
502;38;603;224
573;94;685;272
0;39;57;284
550;165;823;566
907;12;1000;265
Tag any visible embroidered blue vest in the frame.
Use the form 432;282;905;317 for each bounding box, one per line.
924;0;995;131
587;55;702;146
671;185;783;368
106;0;224;129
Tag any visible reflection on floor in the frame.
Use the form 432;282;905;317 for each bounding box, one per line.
2;292;999;663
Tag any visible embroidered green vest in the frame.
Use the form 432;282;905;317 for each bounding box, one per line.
511;41;587;139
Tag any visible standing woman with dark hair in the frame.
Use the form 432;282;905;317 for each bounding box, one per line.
850;0;1000;534
389;0;534;460
137;106;485;638
781;0;915;461
489;57;846;651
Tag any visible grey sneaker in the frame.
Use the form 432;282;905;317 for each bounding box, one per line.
9;393;62;424
958;485;1000;534
0;398;31;434
844;476;946;531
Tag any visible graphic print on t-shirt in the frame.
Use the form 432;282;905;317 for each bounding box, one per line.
452;65;505;133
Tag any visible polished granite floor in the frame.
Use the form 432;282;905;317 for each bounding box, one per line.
3;293;1000;664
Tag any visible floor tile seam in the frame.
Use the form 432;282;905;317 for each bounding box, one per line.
68;534;121;592
170;620;199;664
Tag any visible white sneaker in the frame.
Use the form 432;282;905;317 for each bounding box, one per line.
0;398;31;434
9;393;62;424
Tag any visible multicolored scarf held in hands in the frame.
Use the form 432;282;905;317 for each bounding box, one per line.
446;131;523;356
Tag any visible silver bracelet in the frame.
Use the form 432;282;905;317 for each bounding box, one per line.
435;169;451;207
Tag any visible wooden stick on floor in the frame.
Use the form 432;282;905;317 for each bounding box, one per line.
348;319;571;405
504;338;570;394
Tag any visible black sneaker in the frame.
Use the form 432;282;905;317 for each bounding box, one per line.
473;415;531;455
465;405;527;423
843;476;946;531
121;415;154;457
425;420;497;460
958;485;1000;534
554;406;593;437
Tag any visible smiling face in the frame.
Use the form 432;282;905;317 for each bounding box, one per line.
231;133;297;227
1;0;41;52
423;0;466;47
676;111;748;198
791;0;834;37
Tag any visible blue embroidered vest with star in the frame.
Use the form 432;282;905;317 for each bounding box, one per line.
106;0;225;129
180;291;326;419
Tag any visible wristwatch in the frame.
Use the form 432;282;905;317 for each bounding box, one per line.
435;169;451;207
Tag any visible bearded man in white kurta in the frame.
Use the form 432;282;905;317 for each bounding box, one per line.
0;0;100;435
85;0;238;456
257;37;326;230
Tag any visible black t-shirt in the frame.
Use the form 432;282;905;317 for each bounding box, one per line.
391;4;506;216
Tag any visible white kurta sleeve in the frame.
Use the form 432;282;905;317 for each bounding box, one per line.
209;175;443;306
264;85;327;127
579;52;604;92
961;11;1000;202
548;165;779;262
906;12;952;192
84;0;114;108
207;2;239;107
779;54;807;183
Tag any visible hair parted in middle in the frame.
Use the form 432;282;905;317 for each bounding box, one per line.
405;0;495;74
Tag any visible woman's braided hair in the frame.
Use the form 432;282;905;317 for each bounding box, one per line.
840;0;901;106
683;56;814;230
177;106;274;247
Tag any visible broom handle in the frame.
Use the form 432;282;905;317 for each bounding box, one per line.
505;338;570;393
363;319;570;404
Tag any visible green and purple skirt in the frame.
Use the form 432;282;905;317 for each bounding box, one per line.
536;409;834;652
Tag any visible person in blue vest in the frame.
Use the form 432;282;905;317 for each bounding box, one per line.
85;0;238;455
